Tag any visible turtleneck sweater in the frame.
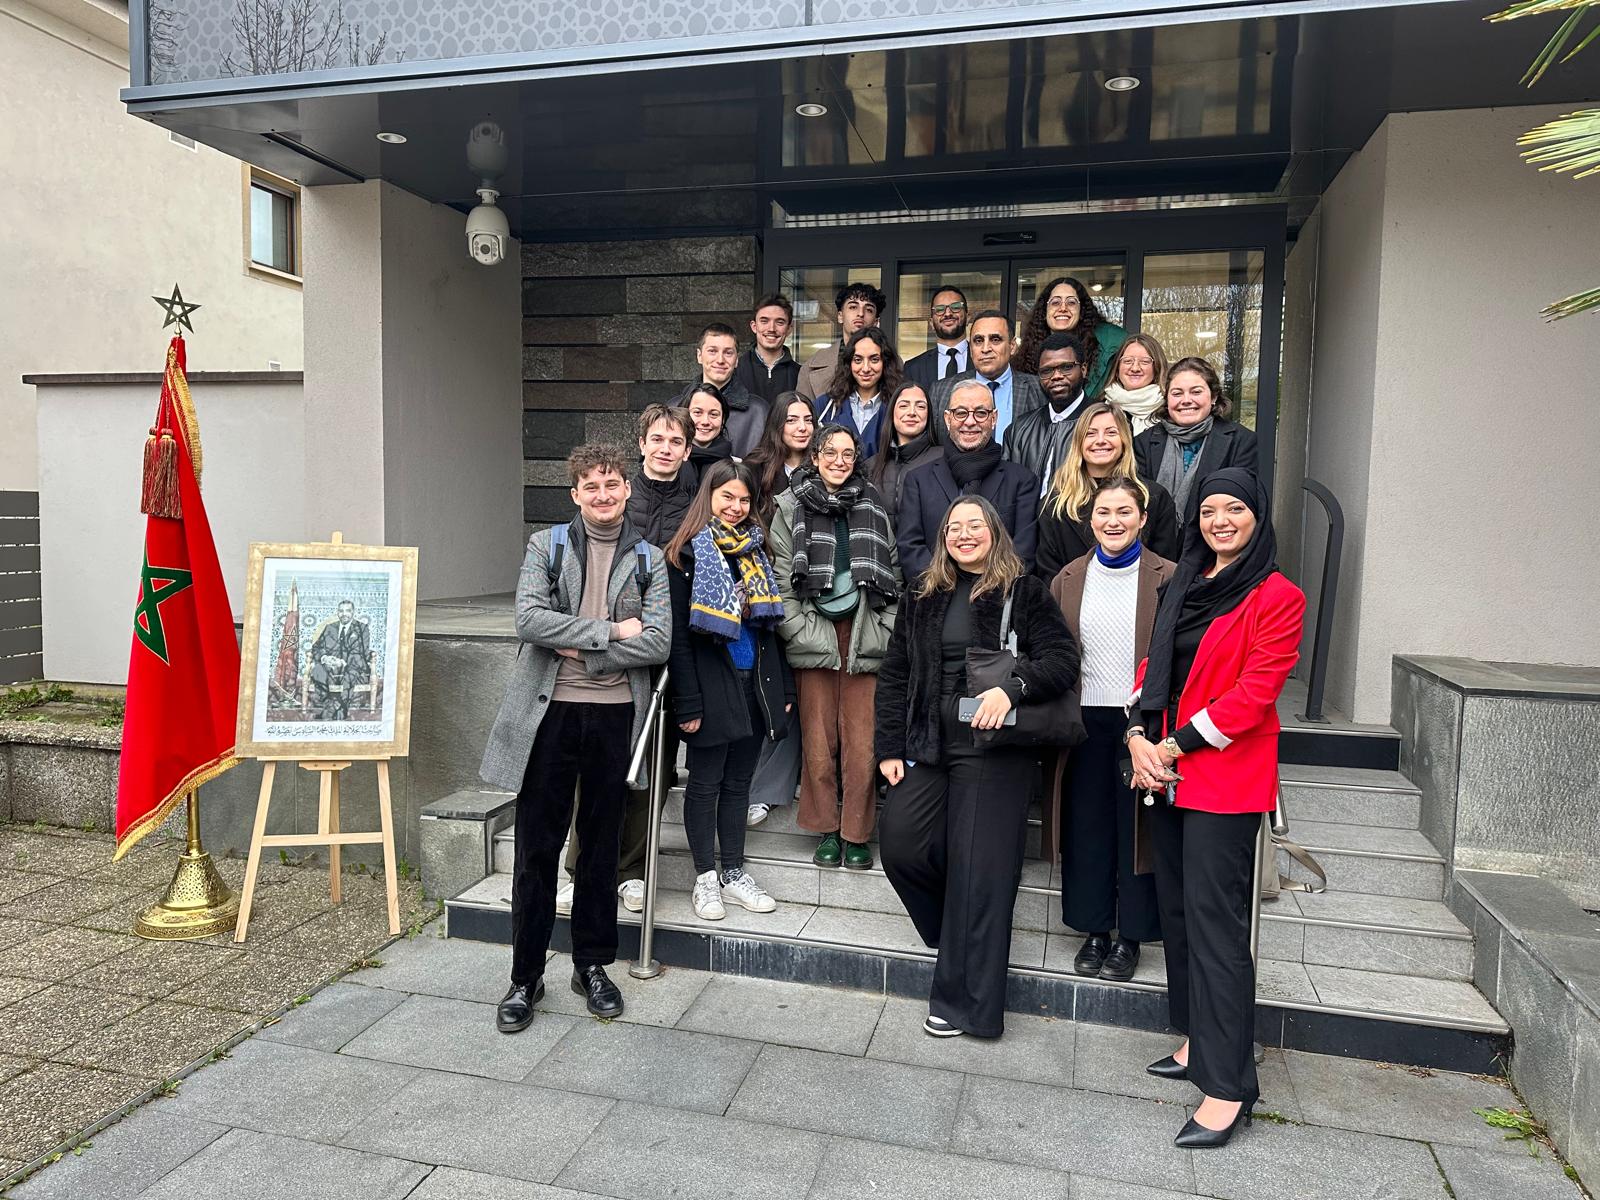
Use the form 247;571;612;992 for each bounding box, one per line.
551;516;631;704
1078;552;1141;707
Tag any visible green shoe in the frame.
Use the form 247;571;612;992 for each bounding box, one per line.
813;833;843;867
843;841;874;871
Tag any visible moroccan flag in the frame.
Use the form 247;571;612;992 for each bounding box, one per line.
114;336;240;858
272;579;300;698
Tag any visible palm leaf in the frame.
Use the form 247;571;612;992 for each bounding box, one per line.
1519;108;1600;177
1541;287;1600;319
1488;0;1595;20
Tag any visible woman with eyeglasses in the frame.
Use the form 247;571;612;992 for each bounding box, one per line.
876;495;1078;1038
1016;276;1127;400
1133;357;1258;523
869;382;942;521
743;392;816;522
817;327;903;460
769;424;901;870
1102;333;1169;434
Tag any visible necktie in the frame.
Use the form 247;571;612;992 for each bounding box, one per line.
944;348;958;379
987;380;999;393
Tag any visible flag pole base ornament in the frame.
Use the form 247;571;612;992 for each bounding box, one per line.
133;793;238;940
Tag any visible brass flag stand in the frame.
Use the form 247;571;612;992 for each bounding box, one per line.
134;790;239;939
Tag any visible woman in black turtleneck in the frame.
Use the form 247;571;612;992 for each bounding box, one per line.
869;381;942;523
686;384;734;475
875;495;1079;1040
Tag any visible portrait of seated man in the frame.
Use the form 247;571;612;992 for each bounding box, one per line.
309;599;372;720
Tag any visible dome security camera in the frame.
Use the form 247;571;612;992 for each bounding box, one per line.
466;186;509;266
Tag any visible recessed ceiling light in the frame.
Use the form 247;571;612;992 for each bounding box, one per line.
1104;76;1140;92
795;102;828;118
376;131;408;144
1197;329;1219;340
1091;283;1104;293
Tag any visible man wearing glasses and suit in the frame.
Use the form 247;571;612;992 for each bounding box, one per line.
904;286;971;393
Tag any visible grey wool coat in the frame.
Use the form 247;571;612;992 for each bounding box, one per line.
479;518;672;792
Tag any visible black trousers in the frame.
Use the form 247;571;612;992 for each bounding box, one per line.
564;706;678;885
1150;796;1260;1102
510;701;634;985
879;701;1038;1038
1060;706;1161;942
683;670;763;876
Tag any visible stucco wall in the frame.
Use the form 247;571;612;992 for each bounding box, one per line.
0;0;302;491
35;377;305;683
1309;106;1600;720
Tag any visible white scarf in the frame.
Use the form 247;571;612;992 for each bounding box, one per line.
1102;382;1165;435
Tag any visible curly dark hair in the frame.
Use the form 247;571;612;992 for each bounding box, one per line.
1016;276;1113;381
566;442;632;486
822;327;903;412
1154;356;1232;422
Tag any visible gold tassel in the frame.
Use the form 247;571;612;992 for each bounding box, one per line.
141;425;181;519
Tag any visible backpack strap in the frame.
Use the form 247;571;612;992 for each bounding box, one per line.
634;542;652;595
547;524;569;609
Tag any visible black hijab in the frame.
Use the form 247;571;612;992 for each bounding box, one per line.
1139;468;1277;718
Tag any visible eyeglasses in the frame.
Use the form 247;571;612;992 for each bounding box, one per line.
819;448;858;463
947;407;996;423
1038;362;1082;378
1120;356;1155;370
944;520;989;536
1046;296;1082;311
930;303;967;315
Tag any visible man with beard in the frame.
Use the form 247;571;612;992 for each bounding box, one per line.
903;286;971;393
734;294;800;405
309;600;371;719
674;323;767;456
930;310;1047;443
897;379;1041;578
796;282;885;403
1004;331;1091;494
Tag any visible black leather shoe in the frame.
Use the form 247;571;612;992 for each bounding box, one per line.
1074;935;1110;977
496;979;544;1033
572;964;625;1018
1100;938;1140;982
1146;1054;1189;1080
1174;1094;1256;1149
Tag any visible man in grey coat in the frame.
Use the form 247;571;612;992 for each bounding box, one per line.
480;443;671;1033
929;309;1047;444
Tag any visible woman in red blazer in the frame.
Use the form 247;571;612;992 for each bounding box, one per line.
1126;467;1305;1149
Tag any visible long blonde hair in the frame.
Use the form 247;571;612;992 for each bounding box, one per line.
915;496;1024;602
1046;402;1148;521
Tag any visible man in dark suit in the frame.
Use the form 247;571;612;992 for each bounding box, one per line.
309;600;370;719
903;286;970;394
929;309;1046;444
897;378;1041;579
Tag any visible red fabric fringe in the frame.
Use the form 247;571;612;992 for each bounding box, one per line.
141;427;181;519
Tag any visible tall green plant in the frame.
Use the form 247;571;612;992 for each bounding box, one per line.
1488;0;1600;318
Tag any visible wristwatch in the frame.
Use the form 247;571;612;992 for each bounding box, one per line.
1123;726;1147;746
1158;736;1183;759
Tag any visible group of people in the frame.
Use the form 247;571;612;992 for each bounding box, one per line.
480;277;1304;1149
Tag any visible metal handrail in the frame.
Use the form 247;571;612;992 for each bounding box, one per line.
1299;478;1345;724
628;665;671;981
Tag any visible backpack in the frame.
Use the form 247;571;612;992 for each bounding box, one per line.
547;523;652;612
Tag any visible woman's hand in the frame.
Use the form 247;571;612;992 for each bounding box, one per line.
1127;733;1176;791
879;759;905;786
969;687;1013;731
678;718;702;734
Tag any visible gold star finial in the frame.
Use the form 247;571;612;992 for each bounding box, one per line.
152;284;201;334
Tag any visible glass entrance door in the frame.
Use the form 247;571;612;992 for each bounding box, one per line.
893;261;1004;363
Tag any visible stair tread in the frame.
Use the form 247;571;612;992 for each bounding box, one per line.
1276;765;1421;794
1287;820;1443;859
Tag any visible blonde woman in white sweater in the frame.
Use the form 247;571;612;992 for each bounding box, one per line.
1048;476;1176;982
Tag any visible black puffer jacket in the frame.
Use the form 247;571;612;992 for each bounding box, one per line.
874;573;1079;766
626;471;698;549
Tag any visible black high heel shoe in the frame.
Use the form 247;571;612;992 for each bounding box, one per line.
1174;1092;1258;1149
1146;1054;1188;1080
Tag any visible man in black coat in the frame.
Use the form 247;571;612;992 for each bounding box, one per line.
626;404;698;547
733;294;800;405
898;378;1041;579
674;323;768;457
1004;331;1092;496
929;310;1047;444
903;285;971;394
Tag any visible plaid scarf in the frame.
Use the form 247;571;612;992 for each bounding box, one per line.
688;518;785;642
787;466;900;602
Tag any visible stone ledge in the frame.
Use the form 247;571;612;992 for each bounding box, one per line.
0;719;121;751
421;789;515;822
21;372;303;386
1396;655;1600;702
1455;869;1600;1022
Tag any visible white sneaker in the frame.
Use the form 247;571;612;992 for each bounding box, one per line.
691;870;725;920
747;803;770;827
720;868;777;913
923;1014;964;1038
617;879;644;913
555;880;574;916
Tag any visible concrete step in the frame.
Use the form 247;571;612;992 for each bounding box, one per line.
1276;765;1422;829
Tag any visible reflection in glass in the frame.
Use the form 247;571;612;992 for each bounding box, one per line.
1140;249;1264;428
1020;31;1135;148
779;266;885;361
895;267;1003;361
1150;23;1276;141
783;57;887;168
1014;261;1126;341
904;44;1011;158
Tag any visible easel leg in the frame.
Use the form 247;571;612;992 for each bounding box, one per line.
329;769;343;904
236;761;277;944
375;761;400;935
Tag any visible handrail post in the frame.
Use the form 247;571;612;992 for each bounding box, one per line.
1299;479;1344;724
629;666;670;981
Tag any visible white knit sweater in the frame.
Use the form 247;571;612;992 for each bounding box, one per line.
1077;555;1140;708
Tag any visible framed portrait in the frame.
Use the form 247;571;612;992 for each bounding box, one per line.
235;540;419;759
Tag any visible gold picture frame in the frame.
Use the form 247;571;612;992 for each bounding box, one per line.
235;538;419;759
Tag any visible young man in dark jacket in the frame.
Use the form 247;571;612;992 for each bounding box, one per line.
674;323;767;457
627;404;698;547
733;294;800;405
1004;331;1090;494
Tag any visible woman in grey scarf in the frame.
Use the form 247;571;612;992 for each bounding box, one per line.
1132;357;1259;523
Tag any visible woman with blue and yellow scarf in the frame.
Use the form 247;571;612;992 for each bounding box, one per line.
664;459;796;921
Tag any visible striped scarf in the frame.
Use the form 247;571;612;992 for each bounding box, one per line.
688;519;785;642
787;466;900;602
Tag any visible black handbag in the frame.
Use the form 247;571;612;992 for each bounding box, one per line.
964;589;1086;750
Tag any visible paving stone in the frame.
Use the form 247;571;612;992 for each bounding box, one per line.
0;985;148;1058
340;1070;613;1182
1188;1121;1448;1200
341;993;578;1080
0;975;48;1010
809;1136;1073;1199
535;952;712;1028
525;1018;759;1112
675;974;884;1055
1068;1180;1202;1200
260;903;406;963
168;952;348;1016
406;1167;613;1199
64;940;246;999
0;917;53;953
8;927;144;983
1073;1022;1303;1121
866;996;1075;1087
52;1001;252;1079
160;1039;418;1144
0;1053;32;1084
8;1108;228;1200
0;879;138;926
135;1128;429;1200
253;981;407;1052
1432;1143;1586;1200
554;1100;827;1200
343;932;510;1002
0;831;111;877
0;1062;154;1161
0;871;61;905
951;1073;1196;1193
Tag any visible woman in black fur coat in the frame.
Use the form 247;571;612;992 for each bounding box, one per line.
875;495;1079;1039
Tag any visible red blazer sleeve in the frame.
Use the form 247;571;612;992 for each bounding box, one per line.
1192;574;1306;748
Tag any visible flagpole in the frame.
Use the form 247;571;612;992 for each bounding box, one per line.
133;791;240;940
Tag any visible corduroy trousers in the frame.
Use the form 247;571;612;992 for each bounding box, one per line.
795;617;879;844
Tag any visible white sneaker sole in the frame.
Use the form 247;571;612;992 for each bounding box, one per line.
747;806;770;827
618;892;644;914
692;898;726;921
923;1017;965;1038
721;888;776;914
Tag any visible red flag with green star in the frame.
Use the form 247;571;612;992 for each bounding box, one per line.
114;336;240;857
